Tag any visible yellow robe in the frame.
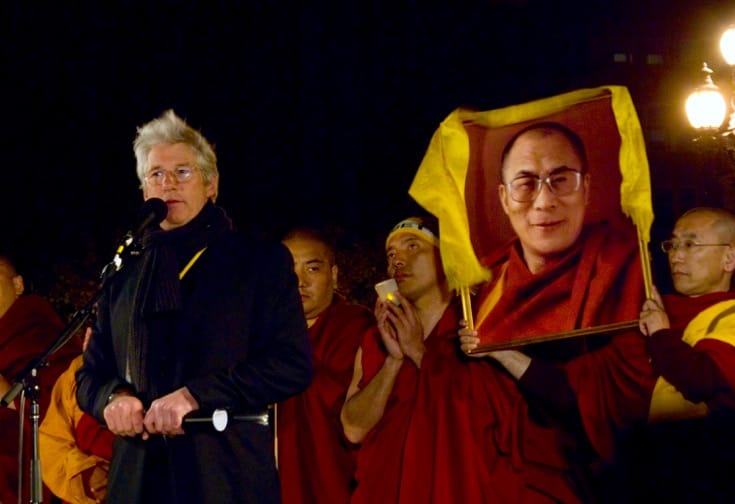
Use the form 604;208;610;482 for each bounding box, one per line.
39;355;112;503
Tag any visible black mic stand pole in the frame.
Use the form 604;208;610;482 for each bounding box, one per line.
0;238;143;504
28;369;42;503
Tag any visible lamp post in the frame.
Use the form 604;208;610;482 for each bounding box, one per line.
685;62;727;131
720;25;735;135
685;25;735;139
684;25;735;209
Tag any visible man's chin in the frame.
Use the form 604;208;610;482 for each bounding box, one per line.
671;280;689;294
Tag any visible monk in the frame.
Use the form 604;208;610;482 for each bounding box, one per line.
40;327;116;504
278;228;374;503
0;255;80;503
633;207;735;501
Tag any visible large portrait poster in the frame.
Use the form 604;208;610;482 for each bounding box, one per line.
409;86;653;351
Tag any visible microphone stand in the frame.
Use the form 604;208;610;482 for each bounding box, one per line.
1;233;146;504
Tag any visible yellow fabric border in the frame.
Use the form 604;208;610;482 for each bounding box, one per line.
408;109;483;290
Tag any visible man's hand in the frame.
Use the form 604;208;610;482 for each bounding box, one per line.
639;284;670;337
104;393;146;438
375;298;405;362
143;387;199;437
459;319;488;357
458;320;531;378
377;292;425;367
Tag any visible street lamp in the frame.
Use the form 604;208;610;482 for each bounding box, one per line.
685;62;727;130
720;25;735;134
720;25;735;65
685;25;735;136
683;25;735;210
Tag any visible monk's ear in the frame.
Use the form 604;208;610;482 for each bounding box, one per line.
723;246;735;273
331;264;339;290
498;184;510;216
12;275;24;297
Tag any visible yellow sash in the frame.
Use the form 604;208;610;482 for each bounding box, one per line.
648;300;735;423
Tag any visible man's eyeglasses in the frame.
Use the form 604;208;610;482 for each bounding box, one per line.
660;239;731;254
506;168;583;203
144;166;196;186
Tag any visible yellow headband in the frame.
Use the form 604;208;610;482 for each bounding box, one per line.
385;219;439;249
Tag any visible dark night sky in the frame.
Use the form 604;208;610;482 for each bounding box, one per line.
2;1;734;282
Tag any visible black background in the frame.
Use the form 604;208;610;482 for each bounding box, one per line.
3;0;735;301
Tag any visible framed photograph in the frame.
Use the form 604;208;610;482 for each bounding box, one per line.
410;86;653;350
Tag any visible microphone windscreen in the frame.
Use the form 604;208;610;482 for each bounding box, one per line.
140;198;168;225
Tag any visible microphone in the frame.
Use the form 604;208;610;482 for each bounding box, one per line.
182;409;270;432
0;380;23;407
110;198;168;272
133;198;168;237
183;409;230;432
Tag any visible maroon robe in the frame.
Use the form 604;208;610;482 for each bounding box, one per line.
629;291;735;502
353;301;575;503
0;294;81;504
650;291;735;411
277;295;373;504
475;223;657;500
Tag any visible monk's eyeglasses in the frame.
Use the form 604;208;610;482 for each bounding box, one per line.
660;239;731;254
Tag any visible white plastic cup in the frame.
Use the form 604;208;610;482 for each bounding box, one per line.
375;278;401;306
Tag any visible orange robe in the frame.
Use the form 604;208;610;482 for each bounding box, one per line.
277;296;373;504
40;354;116;504
0;295;80;503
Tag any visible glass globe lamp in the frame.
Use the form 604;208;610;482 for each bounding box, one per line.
720;25;735;66
686;62;727;130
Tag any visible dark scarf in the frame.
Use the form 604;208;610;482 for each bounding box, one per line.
126;201;233;392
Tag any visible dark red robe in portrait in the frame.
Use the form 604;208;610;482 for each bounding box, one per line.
478;224;655;457
475;222;657;500
0;294;81;504
353;301;577;503
277;295;373;504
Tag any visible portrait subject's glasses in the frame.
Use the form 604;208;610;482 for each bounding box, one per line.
144;166;196;186
506;168;583;203
660;239;731;254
